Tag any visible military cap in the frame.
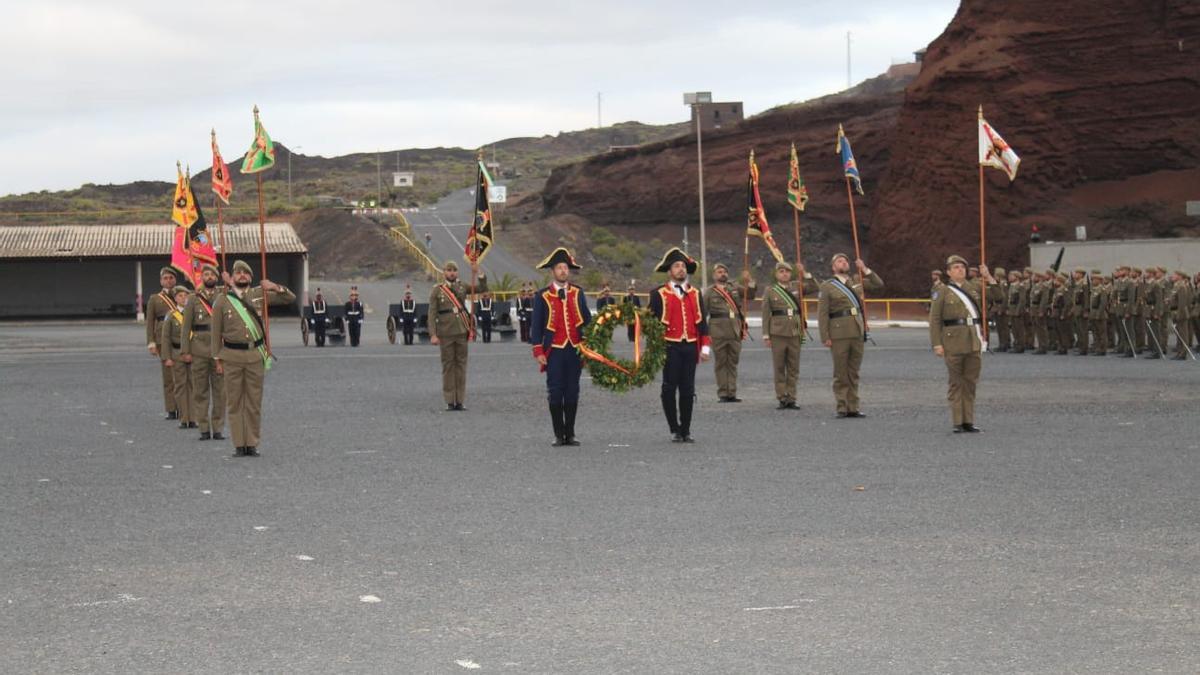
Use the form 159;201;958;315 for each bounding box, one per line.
537;247;581;270
1119;264;1130;270
993;267;1006;275
945;254;968;268
1176;269;1188;277
1090;268;1103;275
170;285;190;296
232;260;253;275
930;269;942;275
1023;266;1034;273
201;263;219;275
712;262;729;274
654;247;697;274
1057;273;1068;282
830;252;851;264
1132;267;1142;274
1045;269;1055;276
159;266;178;279
1158;266;1168;274
443;260;459;271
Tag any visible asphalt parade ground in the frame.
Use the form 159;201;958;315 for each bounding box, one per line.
1;322;1197;673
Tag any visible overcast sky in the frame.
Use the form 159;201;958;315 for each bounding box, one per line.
0;0;959;196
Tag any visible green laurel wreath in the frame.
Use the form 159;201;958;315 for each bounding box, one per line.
580;301;666;393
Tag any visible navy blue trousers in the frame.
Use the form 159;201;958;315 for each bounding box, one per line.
661;342;698;434
546;347;582;405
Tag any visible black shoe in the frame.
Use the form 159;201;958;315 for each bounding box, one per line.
1144;354;1160;359
846;411;866;418
212;432;225;440
564;436;581;447
188;422;198;428
447;403;457;411
233;447;246;457
680;435;695;443
165;411;178;421
552;436;566;447
777;401;789;410
1092;351;1106;356
671;433;685;443
1171;355;1187;361
953;426;964;433
727;396;742;403
198;431;211;441
1012;349;1025;354
1033;350;1046;355
244;447;260;457
961;423;982;433
1057;350;1069;355
179;422;189;429
1122;352;1134;358
784;401;799;410
456;403;467;411
836;412;849;418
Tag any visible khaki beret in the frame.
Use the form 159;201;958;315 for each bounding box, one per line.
159;266;177;279
443;260;459;271
1023;266;1034;273
1073;267;1086;274
993;267;1006;275
171;285;190;296
232;260;253;275
775;261;794;273
1158;266;1168;273
946;254;968;267
830;252;850;264
1131;267;1142;274
712;263;728;274
1091;269;1103;275
201;263;219;275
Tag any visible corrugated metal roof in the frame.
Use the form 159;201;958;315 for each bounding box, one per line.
0;223;307;258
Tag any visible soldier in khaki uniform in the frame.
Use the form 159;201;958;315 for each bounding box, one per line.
930;255;997;432
145;266;181;419
817;253;882;418
930;270;944;298
760;262;811;409
1192;272;1200;350
1068;268;1090;355
1156;267;1173;355
990;267;1009;352
159;285;195;429
1141;267;1165;358
1111;266;1134;357
705;263;756;403
1005;270;1028;353
1050;273;1071;354
428;259;487;411
180;263;226;441
1168;270;1193;360
1087;269;1110;356
1028;270;1049;354
1130;267;1146;354
211;260;295;457
1020;268;1036;351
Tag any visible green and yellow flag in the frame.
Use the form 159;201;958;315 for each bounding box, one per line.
786;142;809;212
240;105;275;174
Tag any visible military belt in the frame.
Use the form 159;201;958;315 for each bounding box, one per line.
771;309;796;317
191;325;210;332
437;309;455;315
171;341;182;349
828;309;856;319
223;338;265;350
942;318;978;327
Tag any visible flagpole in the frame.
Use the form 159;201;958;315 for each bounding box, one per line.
468;151;482;341
843;175;869;335
742;231;750;338
792;207;812;339
977;105;990;348
216;194;227;273
256;171;271;353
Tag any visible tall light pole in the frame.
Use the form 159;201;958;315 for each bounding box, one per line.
683;92;711;288
287;145;302;206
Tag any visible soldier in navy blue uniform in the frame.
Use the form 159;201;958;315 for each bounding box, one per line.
400;287;417;345
344;286;364;347
530;248;592;446
517;284;533;342
648;248;711;443
623;281;642;342
476;291;496;343
595;284;616;312
310;289;328;347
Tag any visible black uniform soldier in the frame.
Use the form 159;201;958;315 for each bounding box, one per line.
428;259;487;410
475;291;495;343
649;247;711;443
400;287;418;345
211;260;295;457
705;262;756;403
623;282;642;342
517;285;533;343
817;253;883;418
159;285;195;429
595;284;616;312
344;287;364;347
310;289;328;347
180;263;226;441
929;255;996;433
529;248;591;446
145;266;181;420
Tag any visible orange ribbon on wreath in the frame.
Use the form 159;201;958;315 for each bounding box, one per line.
579;308;642;375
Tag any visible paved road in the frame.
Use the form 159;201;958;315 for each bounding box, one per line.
408;188;538;285
1;323;1198;672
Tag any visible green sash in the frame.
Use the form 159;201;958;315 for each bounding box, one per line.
227;293;273;371
772;283;799;311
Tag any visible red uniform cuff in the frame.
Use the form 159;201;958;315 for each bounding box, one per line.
532;344;546;360
700;335;712;349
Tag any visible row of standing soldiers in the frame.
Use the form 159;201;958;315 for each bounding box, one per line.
932;265;1197;360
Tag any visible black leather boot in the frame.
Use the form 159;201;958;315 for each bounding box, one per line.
662;390;680;440
563;402;580;446
678;394;695;443
549;403;566;446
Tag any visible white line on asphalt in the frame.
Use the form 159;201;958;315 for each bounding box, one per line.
71;593;142;608
359;595;381;603
435;214;467;251
743;602;815;611
253;526;269;531
296;555;314;561
455;659;481;670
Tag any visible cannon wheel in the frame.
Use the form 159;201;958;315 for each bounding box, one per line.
386;316;397;344
300;318;310;346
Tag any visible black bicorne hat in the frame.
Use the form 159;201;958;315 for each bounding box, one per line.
654;247;697;274
537;247;581;270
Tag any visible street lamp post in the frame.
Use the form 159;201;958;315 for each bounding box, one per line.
683;92;711;289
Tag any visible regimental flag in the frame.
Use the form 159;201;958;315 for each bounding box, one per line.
171;162;199;227
240;105;275;174
211;129;233;204
747;149;785;263
464;157;494;263
978;107;1020;181
836;124;864;195
786;142;809;212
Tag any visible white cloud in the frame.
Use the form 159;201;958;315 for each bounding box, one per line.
0;0;958;195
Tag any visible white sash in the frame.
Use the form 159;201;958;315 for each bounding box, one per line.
946;283;984;354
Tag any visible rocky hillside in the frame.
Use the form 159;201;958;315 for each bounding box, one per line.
513;0;1200;292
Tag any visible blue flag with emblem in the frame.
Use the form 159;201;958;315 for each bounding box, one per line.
836;124;864;196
